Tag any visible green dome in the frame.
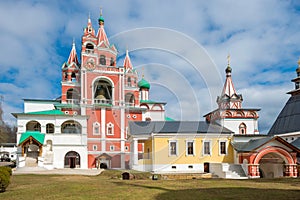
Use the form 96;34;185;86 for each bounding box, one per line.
98;15;104;22
138;78;150;89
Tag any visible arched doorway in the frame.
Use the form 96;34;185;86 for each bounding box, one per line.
64;151;80;168
95;153;112;169
18;132;45;167
249;146;298;178
258;152;285;178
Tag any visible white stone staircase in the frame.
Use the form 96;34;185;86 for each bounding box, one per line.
227;164;248;179
210;163;248;179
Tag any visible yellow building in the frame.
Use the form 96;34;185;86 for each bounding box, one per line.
128;62;300;179
128;121;237;176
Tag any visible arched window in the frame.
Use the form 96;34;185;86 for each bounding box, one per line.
46;123;54;134
100;55;106;65
66;88;80;104
26;121;41;132
106;122;114;135
71;72;76;82
94;79;113;104
125;93;135;106
127;77;131;87
93;122;100;135
85;43;94;53
61;120;82;134
46;140;53;151
239;123;247;134
110;57;114;66
86;43;94;50
64;151;80;168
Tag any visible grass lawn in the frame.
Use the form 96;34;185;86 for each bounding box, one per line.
1;170;300;200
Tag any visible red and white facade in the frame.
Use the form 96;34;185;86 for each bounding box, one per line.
63;13;166;169
13;12;166;169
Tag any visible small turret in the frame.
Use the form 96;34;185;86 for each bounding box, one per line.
288;58;300;95
98;8;104;26
217;55;243;109
123;50;133;69
83;13;95;36
96;8;110;46
138;77;150;101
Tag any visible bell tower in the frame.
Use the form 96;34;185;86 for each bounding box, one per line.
60;41;81;115
204;55;260;135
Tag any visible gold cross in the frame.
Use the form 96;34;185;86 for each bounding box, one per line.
227;54;230;66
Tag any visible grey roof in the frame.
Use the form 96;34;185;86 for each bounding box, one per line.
233;136;300;153
128;121;233;136
291;138;300;149
232;137;273;152
268;95;300;135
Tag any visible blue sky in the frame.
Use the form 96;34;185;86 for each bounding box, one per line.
1;0;300;133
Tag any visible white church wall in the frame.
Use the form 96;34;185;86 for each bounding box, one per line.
222;118;258;135
24;101;56;113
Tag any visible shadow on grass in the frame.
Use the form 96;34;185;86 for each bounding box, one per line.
112;181;300;200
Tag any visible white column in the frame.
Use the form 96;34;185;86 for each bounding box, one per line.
129;138;139;169
120;107;125;169
133;139;138;166
101;108;106;151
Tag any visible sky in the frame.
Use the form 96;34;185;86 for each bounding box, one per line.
1;0;300;133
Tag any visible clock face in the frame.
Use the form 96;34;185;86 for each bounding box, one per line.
85;59;95;71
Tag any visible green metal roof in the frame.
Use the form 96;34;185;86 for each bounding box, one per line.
165;116;175;121
19;131;45;145
54;104;80;109
26;110;65;115
138;78;150;89
140;100;167;104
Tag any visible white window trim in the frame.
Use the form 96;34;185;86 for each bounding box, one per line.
219;140;227;155
185;140;195;156
125;127;128;139
93;122;100;135
93;145;97;151
110;145;114;151
106;122;114;135
202;140;212;156
168;140;178;157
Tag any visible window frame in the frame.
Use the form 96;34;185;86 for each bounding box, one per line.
106;122;114;135
186;140;195;156
93;122;100;135
110;145;114;151
168;140;178;156
93;145;97;151
219;140;227;155
202;140;212;156
46;123;55;134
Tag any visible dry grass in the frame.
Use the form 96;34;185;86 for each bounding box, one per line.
1;170;300;200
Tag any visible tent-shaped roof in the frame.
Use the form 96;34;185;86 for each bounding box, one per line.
19;131;45;145
268;95;300;135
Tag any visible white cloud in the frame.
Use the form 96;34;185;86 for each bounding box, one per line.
0;0;299;134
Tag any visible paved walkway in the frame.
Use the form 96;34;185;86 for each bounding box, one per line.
13;167;104;176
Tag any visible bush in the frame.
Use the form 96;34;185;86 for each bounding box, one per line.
0;167;11;193
0;167;12;176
